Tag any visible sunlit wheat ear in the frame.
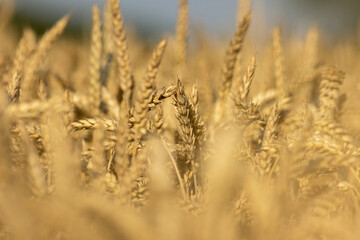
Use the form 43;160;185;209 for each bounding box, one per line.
110;0;134;105
103;0;114;54
189;84;205;148
115;101;130;182
7;29;36;103
213;12;251;124
237;56;256;103
219;11;252;100
152;105;165;134
71;118;117;132
132;39;167;140
234;56;258;123
175;0;188;70
24;126;44;163
22;14;70;101
272;27;286;99
174;79;195;159
173;79;198;196
237;0;251;24
148;85;177;109
20;126;47;198
257;104;280;179
318;67;344;120
88;5;103;115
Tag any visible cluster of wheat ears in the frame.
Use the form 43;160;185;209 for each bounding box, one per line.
0;0;360;239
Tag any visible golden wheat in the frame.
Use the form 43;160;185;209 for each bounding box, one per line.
0;1;359;239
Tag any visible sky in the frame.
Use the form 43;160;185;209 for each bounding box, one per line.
12;0;360;39
14;0;243;34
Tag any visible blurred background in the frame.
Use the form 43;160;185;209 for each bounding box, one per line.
5;0;360;40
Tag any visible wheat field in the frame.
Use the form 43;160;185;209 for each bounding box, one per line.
0;0;360;239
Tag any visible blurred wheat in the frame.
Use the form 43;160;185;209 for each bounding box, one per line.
0;0;360;239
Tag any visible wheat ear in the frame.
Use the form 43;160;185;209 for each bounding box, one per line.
175;0;189;69
234;56;258;123
174;79;197;195
318;67;344;120
237;56;256;103
7;29;36;103
219;12;252;100
189;84;205;148
153;106;165;134
71;118;117;132
88;5;103;115
259;104;280;179
148;85;177;109
272;27;286;99
103;0;114;54
237;0;251;24
110;0;134;104
213;12;251;124
132;39;167;138
22;14;70;101
21;126;47;197
174;79;195;160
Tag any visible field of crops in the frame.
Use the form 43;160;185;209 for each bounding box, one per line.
0;0;360;239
